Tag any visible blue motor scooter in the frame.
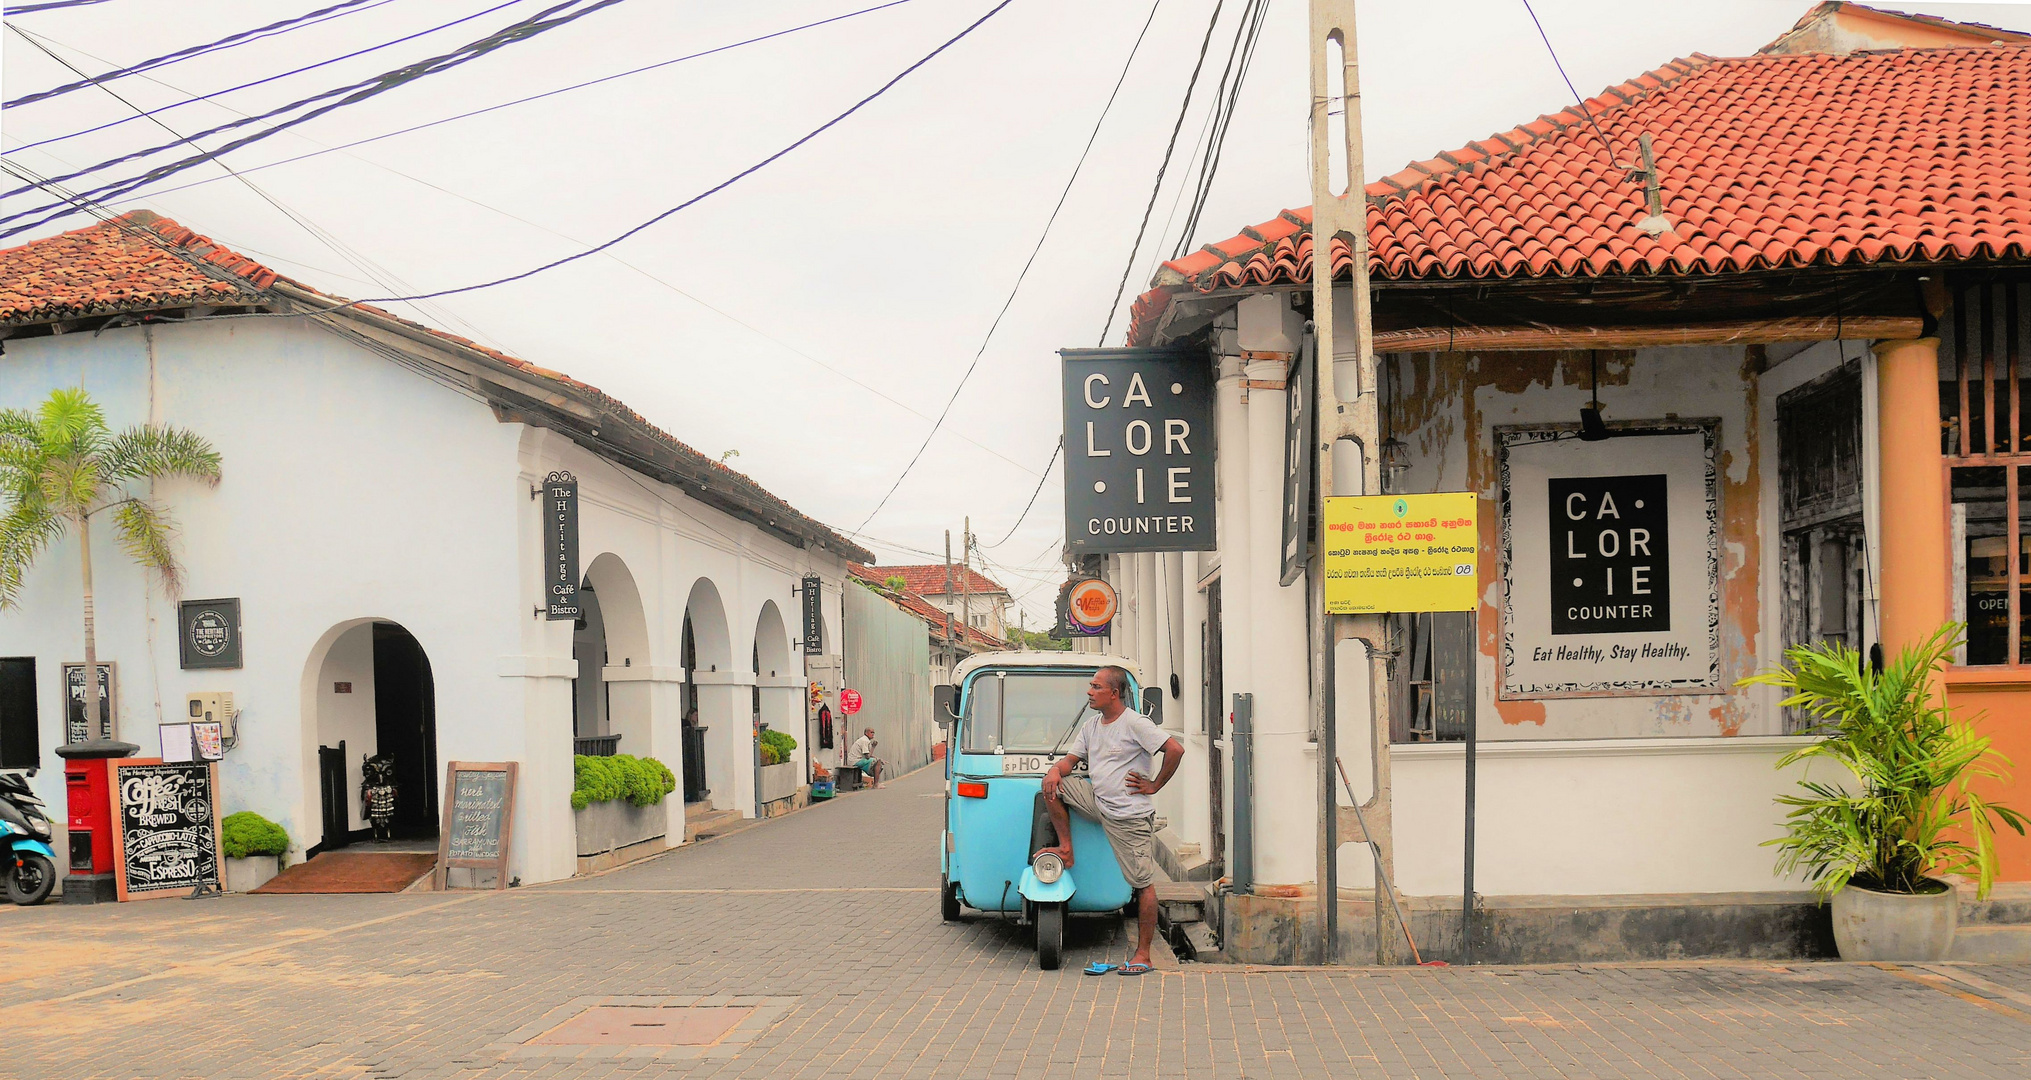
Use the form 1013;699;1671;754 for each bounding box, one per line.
1;769;58;906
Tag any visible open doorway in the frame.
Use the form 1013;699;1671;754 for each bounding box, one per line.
308;620;438;854
681;613;707;804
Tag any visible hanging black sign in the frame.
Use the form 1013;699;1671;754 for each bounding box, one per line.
178;598;242;669
801;574;823;656
1061;347;1216;553
111;760;223;901
1279;335;1316;586
63;661;115;743
1549;473;1672;635
544;471;580;621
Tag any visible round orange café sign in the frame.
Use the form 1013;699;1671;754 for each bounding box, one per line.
1067;578;1117;630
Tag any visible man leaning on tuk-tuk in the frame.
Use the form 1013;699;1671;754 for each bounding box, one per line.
1038;665;1184;976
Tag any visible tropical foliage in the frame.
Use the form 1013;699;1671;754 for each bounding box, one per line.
0;388;221;735
1741;624;2026;899
571;753;676;810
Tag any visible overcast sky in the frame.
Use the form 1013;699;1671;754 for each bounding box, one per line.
4;0;2026;625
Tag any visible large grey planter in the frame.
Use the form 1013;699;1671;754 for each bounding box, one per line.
1831;880;1958;961
758;761;801;805
225;854;279;893
574;799;668;857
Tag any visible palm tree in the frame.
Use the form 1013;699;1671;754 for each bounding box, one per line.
0;387;220;743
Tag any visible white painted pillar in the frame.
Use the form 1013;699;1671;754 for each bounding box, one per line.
1212;318;1252;868
693;670;756;816
1238;293;1314;888
1137;553;1161;685
1170;550;1211;854
649;674;687;842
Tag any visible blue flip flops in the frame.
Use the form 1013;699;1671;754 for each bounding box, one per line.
1118;962;1152;976
1083;962;1117;976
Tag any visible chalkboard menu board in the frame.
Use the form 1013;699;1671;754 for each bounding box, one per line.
435;761;517;890
111;760;224;901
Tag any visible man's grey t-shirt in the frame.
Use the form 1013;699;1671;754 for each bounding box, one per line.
1066;708;1171;819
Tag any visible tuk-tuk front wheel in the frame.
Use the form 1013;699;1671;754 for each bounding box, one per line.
1036;902;1065;970
941;875;962;922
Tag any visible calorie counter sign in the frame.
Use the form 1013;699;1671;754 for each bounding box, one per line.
840;688;863;715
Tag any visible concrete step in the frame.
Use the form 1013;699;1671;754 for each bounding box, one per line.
683;805;744;843
1948;925;2031;963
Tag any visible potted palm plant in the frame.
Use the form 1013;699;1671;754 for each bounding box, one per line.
1743;624;2026;961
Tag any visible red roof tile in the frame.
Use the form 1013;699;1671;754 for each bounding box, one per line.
863;564;1008;597
1130;43;2031;344
0;211;871;563
849;564;1007;649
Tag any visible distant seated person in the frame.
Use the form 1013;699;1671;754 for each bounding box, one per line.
851;727;884;789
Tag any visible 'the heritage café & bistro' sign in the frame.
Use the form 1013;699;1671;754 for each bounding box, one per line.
543;471;580;621
1061;348;1215;553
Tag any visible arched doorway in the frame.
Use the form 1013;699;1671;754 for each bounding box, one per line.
681;579;733;808
575;553;651;757
303;620;438;853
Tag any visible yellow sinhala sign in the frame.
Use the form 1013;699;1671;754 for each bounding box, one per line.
1322;493;1479;614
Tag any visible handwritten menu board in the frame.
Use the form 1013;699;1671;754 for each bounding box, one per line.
111;760;224;901
435;761;517;890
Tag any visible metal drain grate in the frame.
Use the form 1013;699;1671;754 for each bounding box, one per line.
500;996;796;1062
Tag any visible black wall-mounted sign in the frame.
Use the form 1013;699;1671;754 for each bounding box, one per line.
178;598;242;669
111;760;223;900
1549;473;1672;635
1061;347;1216;553
544;471;580;621
1279;335;1316;586
800;575;824;655
63;661;115;744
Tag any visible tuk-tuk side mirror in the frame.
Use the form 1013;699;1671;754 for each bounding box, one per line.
1139;686;1163;724
933;684;958;726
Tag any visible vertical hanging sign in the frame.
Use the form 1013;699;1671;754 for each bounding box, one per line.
1279;334;1317;586
800;574;823;655
544;471;580;621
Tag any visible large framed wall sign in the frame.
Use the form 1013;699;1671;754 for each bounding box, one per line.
110;759;224;901
178;598;242;669
63;661;116;743
1498;420;1722;698
1061;348;1216;553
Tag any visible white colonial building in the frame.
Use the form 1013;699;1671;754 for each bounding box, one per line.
0;212;869;884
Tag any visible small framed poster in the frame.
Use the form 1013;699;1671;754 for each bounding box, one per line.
179;598;243;669
159;723;195;763
63;661;116;743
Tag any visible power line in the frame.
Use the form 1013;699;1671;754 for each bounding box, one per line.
981;437;1060;548
114;0;919;206
0;0;636;235
10;0;525;153
1517;0;1623;168
5;0;399;109
1095;0;1226;348
3;0;119;15
1174;0;1269;257
852;0;1161;534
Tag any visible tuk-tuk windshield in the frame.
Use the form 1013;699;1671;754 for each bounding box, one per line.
962;671;1097;755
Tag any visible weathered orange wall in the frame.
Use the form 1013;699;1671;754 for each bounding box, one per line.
1945;680;2031;883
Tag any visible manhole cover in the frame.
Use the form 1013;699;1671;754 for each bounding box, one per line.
531;1005;752;1046
501;996;796;1062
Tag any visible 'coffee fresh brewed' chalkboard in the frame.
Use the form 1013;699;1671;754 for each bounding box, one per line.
111;760;224;901
435;761;517;890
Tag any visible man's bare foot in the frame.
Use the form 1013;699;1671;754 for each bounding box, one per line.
1036;843;1074;867
1129;949;1152;967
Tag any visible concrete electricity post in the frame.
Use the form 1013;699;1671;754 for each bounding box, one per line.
1307;0;1392;965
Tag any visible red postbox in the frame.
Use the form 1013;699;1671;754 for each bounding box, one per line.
54;740;136;904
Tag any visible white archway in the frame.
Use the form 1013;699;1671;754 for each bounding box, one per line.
297;617;439;855
578;552;653;759
682;578;742;812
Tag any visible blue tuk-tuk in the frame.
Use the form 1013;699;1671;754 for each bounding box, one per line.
934;653;1162;970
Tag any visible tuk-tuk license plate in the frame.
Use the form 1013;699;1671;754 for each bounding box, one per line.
1001;754;1052;774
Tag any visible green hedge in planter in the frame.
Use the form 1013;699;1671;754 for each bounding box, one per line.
222;811;290;859
759;727;797;765
572;753;677;810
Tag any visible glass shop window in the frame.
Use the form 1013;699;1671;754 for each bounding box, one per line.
1940;276;2031;667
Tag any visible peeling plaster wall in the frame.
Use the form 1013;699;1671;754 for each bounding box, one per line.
1383;345;1776;740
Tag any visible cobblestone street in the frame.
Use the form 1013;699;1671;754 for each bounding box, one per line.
5;764;2031;1079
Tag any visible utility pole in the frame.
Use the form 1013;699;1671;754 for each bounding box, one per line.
960;517;973;650
944;530;956;677
1308;0;1388;965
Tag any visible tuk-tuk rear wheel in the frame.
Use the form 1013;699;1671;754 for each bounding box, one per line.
1036;902;1064;970
941;875;962;922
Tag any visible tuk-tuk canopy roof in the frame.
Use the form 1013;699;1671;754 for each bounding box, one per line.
952;652;1141;685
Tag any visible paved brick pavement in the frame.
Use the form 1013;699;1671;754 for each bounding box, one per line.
5;763;2031;1078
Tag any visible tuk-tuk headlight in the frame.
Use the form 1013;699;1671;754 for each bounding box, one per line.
1032;850;1064;884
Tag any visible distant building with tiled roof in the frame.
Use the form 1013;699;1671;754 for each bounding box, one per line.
860;564;1011;639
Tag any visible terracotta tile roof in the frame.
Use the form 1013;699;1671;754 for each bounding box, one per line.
849;564;1007;649
0;211;872;563
1132;43;2031;344
0;210;273;323
863;564;1008;597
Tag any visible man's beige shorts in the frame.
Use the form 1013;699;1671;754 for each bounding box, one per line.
1053;776;1157;889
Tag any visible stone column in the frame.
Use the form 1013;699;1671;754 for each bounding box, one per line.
1875;337;1949;654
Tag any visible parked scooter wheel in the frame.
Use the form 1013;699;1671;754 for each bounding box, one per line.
1036;902;1065;970
941;874;962;922
6;851;54;906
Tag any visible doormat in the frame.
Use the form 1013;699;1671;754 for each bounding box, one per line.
498;996;796;1062
250;851;437;894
